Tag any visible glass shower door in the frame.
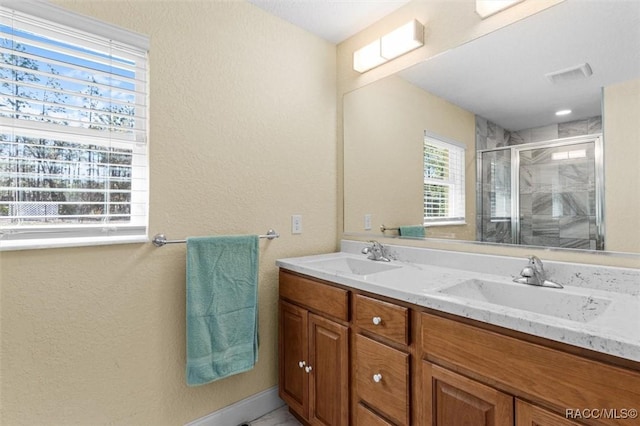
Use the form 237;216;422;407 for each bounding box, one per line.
478;135;603;250
478;149;513;244
516;138;602;250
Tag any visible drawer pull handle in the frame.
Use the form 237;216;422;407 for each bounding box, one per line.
373;373;383;383
305;366;313;373
298;361;306;368
372;316;382;325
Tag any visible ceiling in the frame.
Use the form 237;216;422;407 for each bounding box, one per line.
246;0;412;44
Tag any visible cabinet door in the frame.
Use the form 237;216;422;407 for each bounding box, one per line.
279;300;309;419
424;362;513;426
308;313;349;426
516;399;583;426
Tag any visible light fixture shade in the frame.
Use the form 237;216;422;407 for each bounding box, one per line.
476;0;524;18
353;39;386;73
380;19;424;60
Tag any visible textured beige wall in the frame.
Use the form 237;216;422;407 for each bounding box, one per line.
0;1;337;425
604;78;640;254
343;75;476;240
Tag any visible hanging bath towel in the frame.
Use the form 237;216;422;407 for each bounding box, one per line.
399;225;425;238
185;235;259;386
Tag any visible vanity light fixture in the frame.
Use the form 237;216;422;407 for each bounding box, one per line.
353;19;424;73
476;0;524;18
353;39;386;73
381;20;424;60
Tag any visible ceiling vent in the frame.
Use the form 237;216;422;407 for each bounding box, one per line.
545;63;593;83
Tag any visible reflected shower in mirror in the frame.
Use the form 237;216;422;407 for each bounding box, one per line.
477;134;603;250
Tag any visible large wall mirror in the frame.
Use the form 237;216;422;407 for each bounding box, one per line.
344;0;640;254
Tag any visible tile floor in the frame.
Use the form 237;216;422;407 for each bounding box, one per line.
249;405;301;426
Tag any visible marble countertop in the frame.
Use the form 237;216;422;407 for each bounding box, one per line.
276;243;640;362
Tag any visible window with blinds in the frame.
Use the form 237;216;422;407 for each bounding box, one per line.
423;133;465;225
0;1;149;250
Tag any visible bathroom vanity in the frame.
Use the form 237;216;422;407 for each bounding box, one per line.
276;241;640;426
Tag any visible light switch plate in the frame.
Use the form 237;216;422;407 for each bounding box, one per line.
291;215;302;234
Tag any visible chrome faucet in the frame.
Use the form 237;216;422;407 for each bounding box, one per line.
514;255;563;288
361;241;392;262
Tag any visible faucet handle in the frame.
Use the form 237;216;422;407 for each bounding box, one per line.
527;255;546;273
520;266;535;278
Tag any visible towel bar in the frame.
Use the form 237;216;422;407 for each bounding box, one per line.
152;229;279;247
380;224;399;233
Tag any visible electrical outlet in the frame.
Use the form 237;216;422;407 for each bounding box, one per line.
364;214;372;230
291;215;302;234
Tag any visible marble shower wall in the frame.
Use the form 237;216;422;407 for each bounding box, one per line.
476;116;601;249
518;142;597;249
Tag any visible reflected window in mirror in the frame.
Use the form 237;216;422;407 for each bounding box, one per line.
423;132;465;226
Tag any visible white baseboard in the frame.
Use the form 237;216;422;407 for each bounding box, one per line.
185;386;285;426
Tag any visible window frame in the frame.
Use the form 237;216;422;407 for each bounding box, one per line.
423;131;466;226
0;0;149;251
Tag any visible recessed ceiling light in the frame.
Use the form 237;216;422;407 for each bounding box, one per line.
555;109;572;116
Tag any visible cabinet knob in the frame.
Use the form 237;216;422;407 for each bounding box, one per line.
373;373;383;383
298;361;306;368
372;316;382;325
305;366;313;373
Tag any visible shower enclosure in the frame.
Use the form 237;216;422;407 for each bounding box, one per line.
477;134;604;250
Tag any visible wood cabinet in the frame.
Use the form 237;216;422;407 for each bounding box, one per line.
353;294;409;345
356;403;394;426
279;272;349;425
421;312;640;426
279;301;309;418
352;294;412;425
278;269;640;426
423;362;513;426
516;399;583;426
354;334;410;425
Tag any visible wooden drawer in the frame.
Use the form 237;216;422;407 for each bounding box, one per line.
516;399;583;426
279;270;349;321
356;403;394;426
421;313;640;426
354;294;409;345
355;334;410;426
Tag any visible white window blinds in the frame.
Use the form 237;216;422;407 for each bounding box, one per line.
423;133;465;224
0;2;149;250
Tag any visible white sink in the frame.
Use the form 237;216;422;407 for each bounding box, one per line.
304;257;401;276
439;279;611;322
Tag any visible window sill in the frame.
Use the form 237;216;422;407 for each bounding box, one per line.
424;221;467;227
0;235;149;251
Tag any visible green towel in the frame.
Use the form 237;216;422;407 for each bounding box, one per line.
186;235;259;386
398;225;425;238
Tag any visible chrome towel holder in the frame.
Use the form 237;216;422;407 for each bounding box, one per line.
152;229;279;247
380;224;399;233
